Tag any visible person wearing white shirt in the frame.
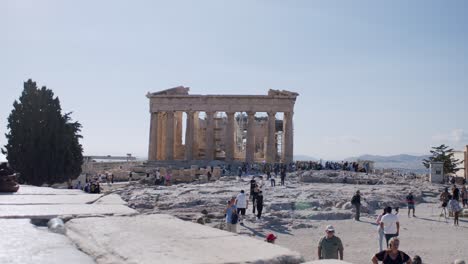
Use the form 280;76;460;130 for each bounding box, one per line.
380;206;400;248
235;190;248;225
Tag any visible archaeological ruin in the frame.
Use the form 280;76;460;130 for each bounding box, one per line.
146;87;298;165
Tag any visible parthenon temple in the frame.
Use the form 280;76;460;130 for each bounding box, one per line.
147;87;298;165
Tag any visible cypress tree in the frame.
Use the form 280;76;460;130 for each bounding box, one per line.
2;79;83;185
422;144;462;175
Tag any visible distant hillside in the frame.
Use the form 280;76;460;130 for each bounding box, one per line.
346;154;430;173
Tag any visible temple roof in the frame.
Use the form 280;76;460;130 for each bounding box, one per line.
148;86;190;96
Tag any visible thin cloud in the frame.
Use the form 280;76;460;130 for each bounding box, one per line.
432;129;468;144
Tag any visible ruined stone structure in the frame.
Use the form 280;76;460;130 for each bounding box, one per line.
147;87;298;165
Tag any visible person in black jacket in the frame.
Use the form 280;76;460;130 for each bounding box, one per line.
351;190;361;221
256;191;264;221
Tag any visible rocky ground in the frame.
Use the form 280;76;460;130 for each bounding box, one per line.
104;171;468;263
110;170;441;231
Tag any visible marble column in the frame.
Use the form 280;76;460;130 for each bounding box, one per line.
165;111;175;161
266;111;276;163
225;112;235;162
282;112;294;163
205;111;215;161
148;112;159;161
174;112;183;159
157;113;166;160
245;111;256;163
185;111;195;161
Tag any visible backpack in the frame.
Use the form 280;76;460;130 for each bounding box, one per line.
231;211;238;224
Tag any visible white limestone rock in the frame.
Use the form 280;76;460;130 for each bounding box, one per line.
66;214;305;264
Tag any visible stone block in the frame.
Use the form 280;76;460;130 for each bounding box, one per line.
66;214;304;264
0;219;94;264
0;204;137;219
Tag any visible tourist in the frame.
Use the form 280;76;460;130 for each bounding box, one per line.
129;171;133;182
406;192;416;217
462;186;468;208
165;171;171;186
207;170;212;181
224;196;238;233
111;173;114;184
380;206;400;247
448;194;462;226
84;182;90;193
280;167;286;186
235;190;248;225
75;180;82;190
265;233;277;243
270;174;276;187
351;190;361;221
372;237;411;264
256;191;264;221
317;225;344;260
412;255;422;264
440;187;450;218
250;176;258;214
452;185;460;201
376;208;388;252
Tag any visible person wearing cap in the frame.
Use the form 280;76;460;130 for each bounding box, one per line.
351;190;361;221
265;233;277;243
317;225;344;260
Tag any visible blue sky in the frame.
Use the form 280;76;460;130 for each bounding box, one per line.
1;0;468;161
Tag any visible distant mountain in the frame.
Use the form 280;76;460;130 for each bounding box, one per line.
346;154;430;173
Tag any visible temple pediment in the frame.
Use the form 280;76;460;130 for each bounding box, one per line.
268;89;299;97
149;86;190;96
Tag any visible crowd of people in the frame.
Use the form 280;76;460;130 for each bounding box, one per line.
439;184;467;226
221;172;466;263
230;160;373;176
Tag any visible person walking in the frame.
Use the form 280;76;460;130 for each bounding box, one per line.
270;174;276;187
280;168;286;186
453;185;460;201
235;190;248;225
376;208;388;252
224;197;238;233
380;207;400;248
317;225;344;260
250;176;258;214
440;187;450;218
406;192;416;217
462;186;468;208
128;171;133;182
165;171;171;186
448;194;462;226
372;237;411;264
351;190;361;221
256;191;264;221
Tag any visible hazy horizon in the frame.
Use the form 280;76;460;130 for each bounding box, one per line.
2;0;468;162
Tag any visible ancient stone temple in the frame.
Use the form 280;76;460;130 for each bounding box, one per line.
146;87;298;165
